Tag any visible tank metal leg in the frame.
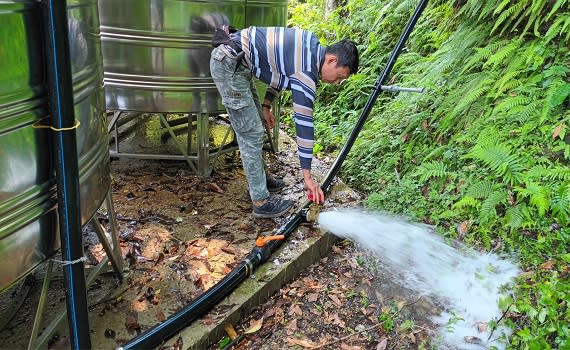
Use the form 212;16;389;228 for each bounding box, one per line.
32;254;113;350
27;188;123;349
197;112;211;176
108;111;240;175
159;113;198;173
27;261;53;350
105;189;123;277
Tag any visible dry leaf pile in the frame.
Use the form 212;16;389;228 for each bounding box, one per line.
211;242;437;350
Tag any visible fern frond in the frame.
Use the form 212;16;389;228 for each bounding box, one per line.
551;183;570;225
484;39;522;68
417;161;449;182
453;195;480;210
470;143;525;184
545;167;570;181
546;0;568;22
504;204;527;229
479;190;507;223
526;165;549;179
494;95;532;113
478;1;501;21
541;77;570;122
494;70;524;97
492;2;525;34
509;101;540;123
515;181;550;217
466;180;495;199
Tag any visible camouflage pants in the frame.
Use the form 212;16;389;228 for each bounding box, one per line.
210;46;268;201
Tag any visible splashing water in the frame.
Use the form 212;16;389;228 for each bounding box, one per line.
318;209;520;350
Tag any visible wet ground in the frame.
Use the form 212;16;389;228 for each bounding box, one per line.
0;122;441;350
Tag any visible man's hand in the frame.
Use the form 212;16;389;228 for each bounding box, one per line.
261;107;275;129
303;169;324;204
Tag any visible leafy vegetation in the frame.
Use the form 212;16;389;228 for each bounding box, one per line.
287;0;569;348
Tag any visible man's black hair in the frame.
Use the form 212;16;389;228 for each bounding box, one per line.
326;39;359;74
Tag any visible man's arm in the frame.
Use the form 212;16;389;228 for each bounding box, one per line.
290;72;324;204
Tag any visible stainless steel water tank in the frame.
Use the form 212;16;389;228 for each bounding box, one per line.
0;0;110;291
99;0;288;113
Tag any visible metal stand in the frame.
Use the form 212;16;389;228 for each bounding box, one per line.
26;189;123;350
107;111;240;176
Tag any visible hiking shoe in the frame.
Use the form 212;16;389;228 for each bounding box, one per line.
252;196;293;218
267;176;286;193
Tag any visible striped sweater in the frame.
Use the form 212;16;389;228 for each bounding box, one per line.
232;27;326;170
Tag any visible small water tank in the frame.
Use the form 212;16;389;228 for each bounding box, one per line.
98;0;288;113
0;0;110;291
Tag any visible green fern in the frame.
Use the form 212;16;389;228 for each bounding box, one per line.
541;77;570;122
484;39;522;68
417;161;448;182
494;95;533;114
551;183;570;225
479;190;507;223
504;203;529;229
466;180;495;199
515;181;550;217
492;2;525;34
452;195;479;210
469;143;525;185
527;166;570;181
543;13;570;43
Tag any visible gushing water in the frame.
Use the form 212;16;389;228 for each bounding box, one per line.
318;209;520;350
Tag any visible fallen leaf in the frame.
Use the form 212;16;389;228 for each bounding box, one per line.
540;260;555;270
156;307;165;322
396;300;406;311
376;337;388;350
456;221;469;238
206;182;224;193
332;246;343;254
244;317;263;334
328;294;342;307
286;318;298;331
261;308;275;320
552;123;563;139
341;343;362;350
125;311;140;334
307;293;319;302
330;313;345;328
476;322;488;333
289;304;303;317
286;337;320;348
221;247;235;255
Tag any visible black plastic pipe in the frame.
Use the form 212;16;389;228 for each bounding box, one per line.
42;0;91;348
120;1;428;348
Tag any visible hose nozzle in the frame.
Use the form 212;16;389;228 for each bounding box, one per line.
302;204;320;223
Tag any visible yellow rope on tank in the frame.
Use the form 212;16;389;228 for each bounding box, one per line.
32;117;80;131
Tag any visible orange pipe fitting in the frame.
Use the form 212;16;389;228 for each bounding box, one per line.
255;235;285;247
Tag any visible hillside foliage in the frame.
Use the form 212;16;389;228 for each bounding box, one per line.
287;0;570;349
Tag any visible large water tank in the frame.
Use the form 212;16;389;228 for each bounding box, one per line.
99;0;288;113
0;0;110;291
